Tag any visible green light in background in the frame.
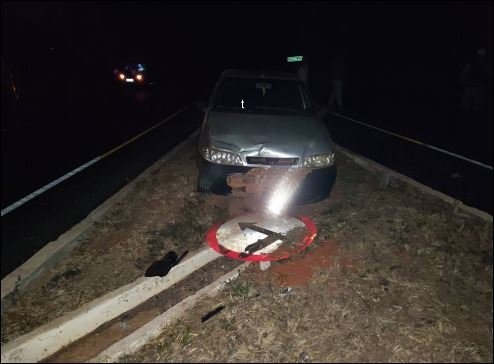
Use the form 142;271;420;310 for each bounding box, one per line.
286;56;303;63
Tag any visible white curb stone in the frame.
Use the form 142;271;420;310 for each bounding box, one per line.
88;262;250;363
0;246;221;363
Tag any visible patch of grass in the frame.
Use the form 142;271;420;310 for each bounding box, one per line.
146;197;213;252
155;338;171;354
102;207;128;229
315;219;343;238
180;326;193;346
416;220;428;229
219;317;234;330
322;202;344;215
336;215;346;224
159;224;202;249
45;268;82;289
229;281;251;299
145;236;165;258
146;206;209;258
159;324;193;351
117;354;135;363
392;237;409;246
212;203;229;222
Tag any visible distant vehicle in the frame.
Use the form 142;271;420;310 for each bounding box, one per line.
114;63;153;86
197;69;337;207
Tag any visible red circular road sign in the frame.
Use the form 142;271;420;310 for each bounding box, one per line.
206;213;317;262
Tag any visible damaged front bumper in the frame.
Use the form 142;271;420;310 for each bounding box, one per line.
197;157;337;204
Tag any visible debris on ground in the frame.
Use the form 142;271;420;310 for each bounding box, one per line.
144;250;188;277
201;305;226;323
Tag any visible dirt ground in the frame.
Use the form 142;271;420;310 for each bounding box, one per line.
120;151;492;363
1;143;492;363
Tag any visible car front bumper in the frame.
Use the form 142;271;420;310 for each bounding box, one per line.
197;157;337;204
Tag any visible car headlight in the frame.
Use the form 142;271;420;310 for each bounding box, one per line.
303;153;335;168
201;147;243;166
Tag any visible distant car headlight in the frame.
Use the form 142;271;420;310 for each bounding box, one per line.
201;147;243;166
136;74;143;81
119;73;125;80
303;153;335;168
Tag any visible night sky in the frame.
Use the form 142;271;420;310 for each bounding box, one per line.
3;1;492;81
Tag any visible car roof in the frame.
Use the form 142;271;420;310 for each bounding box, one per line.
220;69;298;80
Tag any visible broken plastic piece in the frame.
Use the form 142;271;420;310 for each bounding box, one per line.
201;305;225;322
280;287;292;296
144;250;188;277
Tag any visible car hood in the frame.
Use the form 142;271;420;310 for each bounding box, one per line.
201;110;333;159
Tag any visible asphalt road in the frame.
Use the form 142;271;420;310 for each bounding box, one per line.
1;84;203;278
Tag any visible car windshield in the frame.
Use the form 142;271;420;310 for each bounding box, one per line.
212;77;312;114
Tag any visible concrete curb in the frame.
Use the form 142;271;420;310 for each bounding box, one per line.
334;144;493;222
0;246;221;363
1;125;199;308
88;262;251;363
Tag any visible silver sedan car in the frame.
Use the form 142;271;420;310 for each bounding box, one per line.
197;69;337;206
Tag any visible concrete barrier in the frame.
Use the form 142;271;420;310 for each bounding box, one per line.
1;246;221;363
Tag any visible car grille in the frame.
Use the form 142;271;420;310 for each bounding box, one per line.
246;157;299;166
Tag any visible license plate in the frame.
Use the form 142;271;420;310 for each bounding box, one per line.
125;79;134;83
